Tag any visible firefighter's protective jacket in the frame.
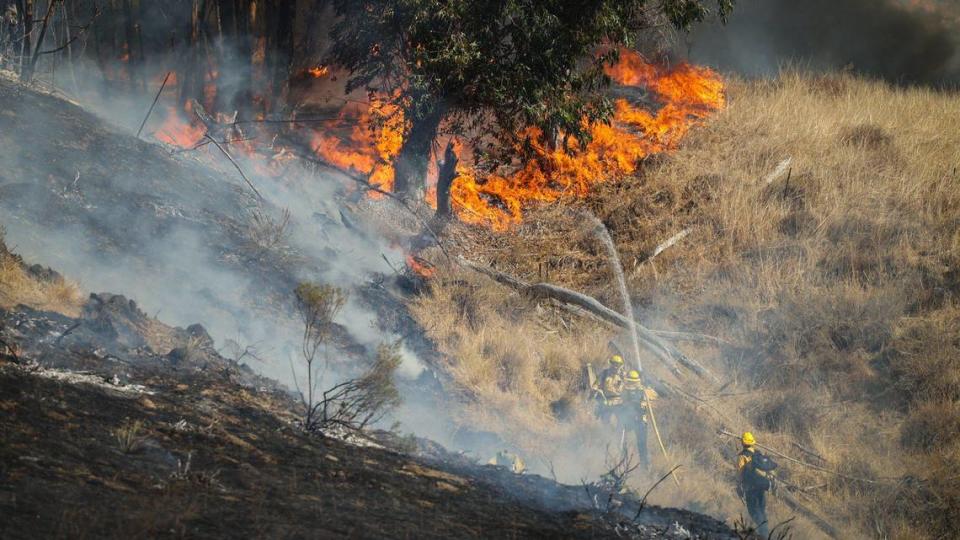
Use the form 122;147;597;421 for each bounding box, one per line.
737;447;773;492
623;387;650;421
599;367;624;405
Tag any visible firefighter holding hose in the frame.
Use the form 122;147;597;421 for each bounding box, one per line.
595;355;626;423
622;369;654;468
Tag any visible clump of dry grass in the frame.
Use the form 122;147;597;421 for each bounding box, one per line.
0;227;83;317
408;69;960;538
114;419;147;454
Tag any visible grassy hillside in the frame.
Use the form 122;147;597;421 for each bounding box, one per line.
0;229;83;317
410;71;960;538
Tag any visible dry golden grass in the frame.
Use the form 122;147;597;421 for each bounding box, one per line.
0;229;84;317
408;264;613;461
411;70;960;539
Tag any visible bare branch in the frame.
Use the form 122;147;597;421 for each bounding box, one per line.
460;257;716;380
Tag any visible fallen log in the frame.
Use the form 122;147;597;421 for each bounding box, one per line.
649;330;731;347
461;258;716;380
717;429;893;485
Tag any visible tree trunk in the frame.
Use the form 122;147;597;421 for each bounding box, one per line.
264;0;294;110
394;103;444;196
435;140;457;218
179;0;203;108
26;0;59;82
235;0;255;120
122;0;136;91
20;0;32;77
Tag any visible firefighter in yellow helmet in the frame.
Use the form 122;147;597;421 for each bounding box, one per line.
621;369;652;468
596;355;626;423
487;449;526;474
736;432;778;537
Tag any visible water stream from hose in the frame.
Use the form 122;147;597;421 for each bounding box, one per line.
584;212;680;486
585;213;643;373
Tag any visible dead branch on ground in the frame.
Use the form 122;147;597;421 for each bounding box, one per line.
461;258;715;380
646;228;691;263
649;329;731;346
203;134;263;201
634;465;682;519
582;447;639;515
309;343;402;433
763;157;793;185
136;71;171;138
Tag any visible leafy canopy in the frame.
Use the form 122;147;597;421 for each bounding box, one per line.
330;0;734;156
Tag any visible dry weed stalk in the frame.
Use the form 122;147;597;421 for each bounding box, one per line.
291;282;347;431
291;283;402;434
114;419;147;454
246;206;292;258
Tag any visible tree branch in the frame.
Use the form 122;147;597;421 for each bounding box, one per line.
38;7;101;56
460;258;716;380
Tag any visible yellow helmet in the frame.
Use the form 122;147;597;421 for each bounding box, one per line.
742;431;756;446
610;355;624;366
625;370;641;382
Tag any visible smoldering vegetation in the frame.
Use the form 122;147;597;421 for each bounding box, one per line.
0;0;465;452
0;69;442;451
3;2;960;537
686;0;960;88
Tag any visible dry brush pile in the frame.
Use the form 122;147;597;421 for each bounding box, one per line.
409;71;960;539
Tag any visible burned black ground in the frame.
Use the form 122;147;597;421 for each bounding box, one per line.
0;298;739;539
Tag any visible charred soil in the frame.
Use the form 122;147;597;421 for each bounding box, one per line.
0;296;737;539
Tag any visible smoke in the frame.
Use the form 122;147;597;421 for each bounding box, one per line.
0;44;423;386
685;0;960;87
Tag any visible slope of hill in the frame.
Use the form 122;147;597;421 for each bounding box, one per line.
0;239;741;539
0;72;399;385
0;78;746;539
408;71;960;539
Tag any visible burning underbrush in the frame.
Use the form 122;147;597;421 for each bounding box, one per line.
407;71;960;539
140;49;724;233
448;51;725;231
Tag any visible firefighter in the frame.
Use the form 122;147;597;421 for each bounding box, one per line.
621;369;651;468
737;432;777;537
487;449;526;474
596;355;625;423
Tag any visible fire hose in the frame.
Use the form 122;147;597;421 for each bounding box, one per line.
644;394;680;487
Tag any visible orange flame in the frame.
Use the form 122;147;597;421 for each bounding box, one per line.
154;104;206;148
449;50;725;230
310;95;405;196
307;65;330;78
144;49;723;235
406;254;436;278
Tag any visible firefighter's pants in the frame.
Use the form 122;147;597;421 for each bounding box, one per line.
745;489;769;537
